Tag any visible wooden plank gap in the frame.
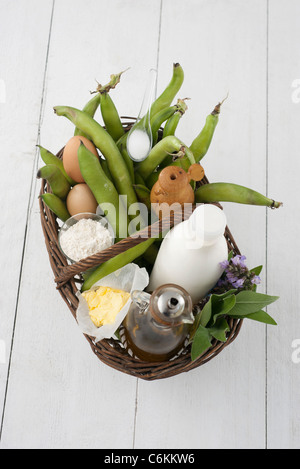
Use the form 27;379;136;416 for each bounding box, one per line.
29;0;56;216
132;379;139;449
265;0;270;450
155;0;163;98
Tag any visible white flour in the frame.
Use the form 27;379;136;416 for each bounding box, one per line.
59;218;113;262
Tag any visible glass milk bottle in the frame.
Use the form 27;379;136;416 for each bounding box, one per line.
123;284;194;362
148;204;228;304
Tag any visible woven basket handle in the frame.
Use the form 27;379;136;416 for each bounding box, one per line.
54;206;194;288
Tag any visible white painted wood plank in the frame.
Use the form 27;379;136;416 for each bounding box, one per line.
0;0;162;449
0;0;54;430
135;0;269;449
267;0;300;449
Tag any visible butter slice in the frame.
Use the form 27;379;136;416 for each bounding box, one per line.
82;286;130;328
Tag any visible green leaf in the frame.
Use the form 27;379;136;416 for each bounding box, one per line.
228;250;234;261
209;318;230;342
244;310;277;325
228;291;279;317
199;290;237;328
250;265;263;276
212;289;237;301
199;297;212;327
191;325;213;361
211;294;236;325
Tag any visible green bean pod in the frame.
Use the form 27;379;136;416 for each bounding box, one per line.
190;100;225;162
38;145;76;186
162;110;182;138
136;136;195;180
133;184;151;210
77;143;124;239
150;105;177;145
158;151;185;171
53;106;138;209
101;158;113;182
81;237;155;291
74;94;100;139
195;182;283;208
150;63;184;118
118;140;135;183
40;193;70;222
135;172;146;186
100;92;125;142
145;172;159;190
143;243;159;265
37;164;71;200
116;130;128;149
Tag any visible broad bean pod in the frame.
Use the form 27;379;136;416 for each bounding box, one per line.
100;91;125;142
74;94;100;139
134;172;146;186
118;139;135;183
40;193;70;222
38;145;76;186
77;142;126;239
136;135;195;180
81;237;155;292
162;110;182;138
133;184;151;210
190;99;225;162
195;182;282;208
37;164;71;200
150;105;178;145
101;158;113;182
143;243;159;265
150;63;184;118
145;172;159;190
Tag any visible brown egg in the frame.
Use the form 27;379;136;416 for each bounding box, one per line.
63;135;98;183
66;183;98;216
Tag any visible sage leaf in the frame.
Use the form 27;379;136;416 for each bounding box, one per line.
191;325;212;361
243;310;277;325
199;297;212;327
212;289;237;301
199;290;237;327
228;250;234;261
228;291;279;317
211;294;236;325
250;265;263;276
209;318;230;342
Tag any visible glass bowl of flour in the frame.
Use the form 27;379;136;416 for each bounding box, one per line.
58;212;115;264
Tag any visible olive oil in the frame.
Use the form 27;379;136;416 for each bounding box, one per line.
123;284;194;362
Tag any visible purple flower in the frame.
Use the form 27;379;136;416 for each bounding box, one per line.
213;253;263;294
220;260;229;270
251;275;261;285
226;272;239;284
232;278;245;288
231;255;247;268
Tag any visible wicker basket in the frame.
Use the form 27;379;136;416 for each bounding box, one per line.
39;118;243;381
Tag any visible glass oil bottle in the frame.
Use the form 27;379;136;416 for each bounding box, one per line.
122;284;194;362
